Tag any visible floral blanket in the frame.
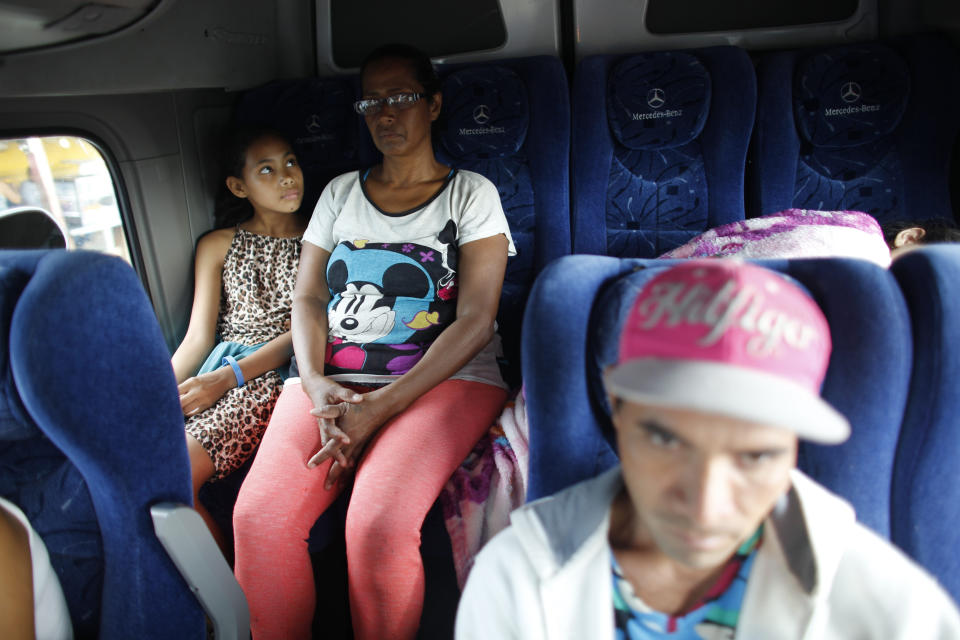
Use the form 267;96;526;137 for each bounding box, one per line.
440;390;529;589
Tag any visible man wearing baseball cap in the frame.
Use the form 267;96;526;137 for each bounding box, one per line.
456;260;960;639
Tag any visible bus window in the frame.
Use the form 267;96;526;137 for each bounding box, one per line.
0;135;132;262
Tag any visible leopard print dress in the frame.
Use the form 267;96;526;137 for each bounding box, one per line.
185;228;302;479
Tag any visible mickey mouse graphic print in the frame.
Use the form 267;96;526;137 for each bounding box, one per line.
325;229;457;376
303;168;516;388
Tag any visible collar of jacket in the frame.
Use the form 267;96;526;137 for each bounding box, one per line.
512;466;856;637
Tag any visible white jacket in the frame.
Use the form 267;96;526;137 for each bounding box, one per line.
456;467;960;639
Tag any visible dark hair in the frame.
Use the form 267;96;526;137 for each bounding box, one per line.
359;43;441;100
212;125;291;229
880;218;960;248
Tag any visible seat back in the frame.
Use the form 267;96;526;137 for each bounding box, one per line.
234;76;379;213
571;47;756;258
435;55;571;384
890;245;960;602
0;249;203;639
750;36;960;222
523;255;912;538
0;207;67;249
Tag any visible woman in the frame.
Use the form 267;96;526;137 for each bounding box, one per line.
233;44;514;640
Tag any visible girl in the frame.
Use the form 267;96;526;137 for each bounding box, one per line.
233;44;514;639
171;126;306;549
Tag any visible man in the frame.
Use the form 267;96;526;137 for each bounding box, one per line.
456;260;960;639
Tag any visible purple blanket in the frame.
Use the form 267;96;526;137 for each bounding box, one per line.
659;209;891;267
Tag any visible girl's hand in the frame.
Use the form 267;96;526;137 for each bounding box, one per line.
179;368;235;417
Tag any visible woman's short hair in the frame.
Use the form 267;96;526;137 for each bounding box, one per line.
359;43;441;98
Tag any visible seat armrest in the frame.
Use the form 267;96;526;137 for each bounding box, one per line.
151;503;250;640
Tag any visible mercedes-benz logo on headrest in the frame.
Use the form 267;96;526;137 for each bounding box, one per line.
840;82;862;104
646;88;666;109
472;104;491;125
305;113;323;133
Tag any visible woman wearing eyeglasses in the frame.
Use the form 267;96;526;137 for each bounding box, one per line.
233;44;514;640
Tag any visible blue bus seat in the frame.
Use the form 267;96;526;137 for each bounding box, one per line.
749;36;960;222
0;249;247;639
570;47;756;258
522;255;912;539
435;55;572;385
890;245;960;603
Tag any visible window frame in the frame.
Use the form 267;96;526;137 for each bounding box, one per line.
0;127;148;288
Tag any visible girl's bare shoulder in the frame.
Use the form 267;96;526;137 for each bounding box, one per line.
195;227;237;265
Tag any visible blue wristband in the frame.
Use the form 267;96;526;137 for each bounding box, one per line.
221;355;245;388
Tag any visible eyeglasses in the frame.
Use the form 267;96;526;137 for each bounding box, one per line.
353;92;424;117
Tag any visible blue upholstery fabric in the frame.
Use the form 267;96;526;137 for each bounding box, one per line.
750;36;960;222
571;47;756;258
0;249;203;639
441;66;529;159
0;435;102;637
607;53;711;151
890;246;960;603
523;255;912;539
435;56;571;385
521;256;633;500
794;46;909;149
234;75;378;212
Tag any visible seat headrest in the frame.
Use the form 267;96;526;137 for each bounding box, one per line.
588;265;669;418
794;44;911;149
237;77;362;170
607;52;712;151
440;66;529;160
0;209;66;249
270;78;362;168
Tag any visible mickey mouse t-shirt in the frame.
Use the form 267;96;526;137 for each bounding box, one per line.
303;168;516;389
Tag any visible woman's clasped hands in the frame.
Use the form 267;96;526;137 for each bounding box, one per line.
305;378;390;489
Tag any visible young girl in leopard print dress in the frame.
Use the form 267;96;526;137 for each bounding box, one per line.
170;126;306;549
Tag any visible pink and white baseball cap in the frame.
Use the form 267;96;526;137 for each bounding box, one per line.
604;260;850;444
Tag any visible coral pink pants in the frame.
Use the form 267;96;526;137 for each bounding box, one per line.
233;378;507;640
